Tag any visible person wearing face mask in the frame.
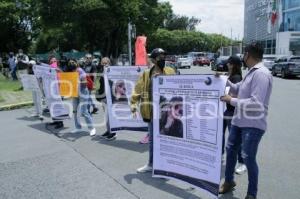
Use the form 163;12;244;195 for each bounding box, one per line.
222;56;246;175
219;43;273;199
131;48;176;173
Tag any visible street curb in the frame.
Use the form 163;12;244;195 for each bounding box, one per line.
0;101;33;111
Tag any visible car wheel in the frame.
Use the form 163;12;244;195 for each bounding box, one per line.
281;69;287;79
272;68;277;76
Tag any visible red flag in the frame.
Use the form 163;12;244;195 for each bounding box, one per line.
135;36;147;66
271;0;277;25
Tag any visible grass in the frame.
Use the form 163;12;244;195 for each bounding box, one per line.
0;74;22;91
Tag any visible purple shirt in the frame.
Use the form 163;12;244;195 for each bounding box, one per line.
228;62;273;131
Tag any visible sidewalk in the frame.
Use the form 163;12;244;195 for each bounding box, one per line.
0;108;297;199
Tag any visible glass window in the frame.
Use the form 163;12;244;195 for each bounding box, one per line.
284;0;300;10
284;9;300;31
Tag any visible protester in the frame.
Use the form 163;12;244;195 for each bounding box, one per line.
96;57;117;140
8;52;17;80
222;55;246;175
66;59;96;136
83;53;98;114
131;48;176;173
16;49;29;75
49;56;58;69
219;42;273;199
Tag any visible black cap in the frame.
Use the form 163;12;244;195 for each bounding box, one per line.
227;55;242;66
150;48;166;59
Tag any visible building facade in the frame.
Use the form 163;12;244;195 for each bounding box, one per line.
244;0;300;55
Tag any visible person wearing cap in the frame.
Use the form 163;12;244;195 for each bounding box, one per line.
219;43;273;199
222;56;245;174
131;48;176;173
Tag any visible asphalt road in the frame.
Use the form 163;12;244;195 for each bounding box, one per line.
0;66;299;199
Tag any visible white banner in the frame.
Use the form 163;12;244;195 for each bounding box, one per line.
33;64;70;119
20;74;40;91
105;66;148;131
152;74;227;198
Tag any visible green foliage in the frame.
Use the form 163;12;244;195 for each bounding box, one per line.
148;29;231;54
0;0;40;52
165;15;200;31
1;0;234;57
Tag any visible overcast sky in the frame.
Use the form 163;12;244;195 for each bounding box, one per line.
163;0;244;40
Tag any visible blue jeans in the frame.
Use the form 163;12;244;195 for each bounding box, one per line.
73;88;94;130
87;90;96;111
225;125;264;197
11;67;18;80
148;121;153;166
223;118;243;163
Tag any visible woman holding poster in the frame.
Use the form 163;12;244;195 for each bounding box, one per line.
66;59;96;137
131;48;176;173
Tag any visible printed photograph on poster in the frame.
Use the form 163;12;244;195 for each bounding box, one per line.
104;66;148;131
109;79;129;105
159;96;184;138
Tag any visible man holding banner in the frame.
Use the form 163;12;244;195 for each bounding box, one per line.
219;43;273;199
131;48;176;173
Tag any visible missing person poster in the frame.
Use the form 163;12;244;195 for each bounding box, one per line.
152;74;227;198
105;66;148;131
33;64;70;119
20;74;40;91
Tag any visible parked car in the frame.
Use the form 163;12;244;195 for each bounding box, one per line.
177;55;192;69
272;56;300;78
193;56;210;66
211;56;229;71
262;55;287;71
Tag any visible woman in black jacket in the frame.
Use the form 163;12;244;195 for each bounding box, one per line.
222;55;246;175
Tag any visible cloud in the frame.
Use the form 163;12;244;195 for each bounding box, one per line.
162;0;244;40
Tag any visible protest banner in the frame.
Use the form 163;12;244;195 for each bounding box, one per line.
57;72;79;98
152;74;227;198
19;74;40;91
104;66;148;131
33;64;70;119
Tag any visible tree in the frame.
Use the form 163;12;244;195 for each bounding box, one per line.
0;0;40;52
165;15;200;31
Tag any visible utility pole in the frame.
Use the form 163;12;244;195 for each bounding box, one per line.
128;20;132;65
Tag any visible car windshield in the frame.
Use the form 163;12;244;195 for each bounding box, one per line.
290;57;300;62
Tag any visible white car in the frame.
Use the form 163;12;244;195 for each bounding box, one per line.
177;55;192;69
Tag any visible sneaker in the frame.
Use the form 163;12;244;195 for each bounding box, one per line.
105;133;117;141
91;107;99;114
139;134;149;144
101;131;110;138
54;121;64;129
71;128;82;133
137;164;153;173
235;163;247;175
219;181;236;194
245;195;256;199
90;128;96;137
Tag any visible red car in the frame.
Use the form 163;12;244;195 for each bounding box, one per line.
193;56;210;66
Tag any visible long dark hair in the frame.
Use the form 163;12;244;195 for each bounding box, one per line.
227;56;242;78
